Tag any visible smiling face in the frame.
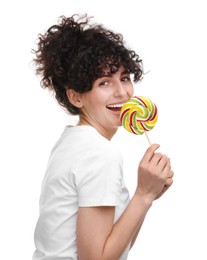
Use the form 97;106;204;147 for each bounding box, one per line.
78;66;134;139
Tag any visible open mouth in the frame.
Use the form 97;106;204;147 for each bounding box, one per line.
106;103;124;112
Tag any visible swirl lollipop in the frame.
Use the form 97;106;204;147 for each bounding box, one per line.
120;96;158;144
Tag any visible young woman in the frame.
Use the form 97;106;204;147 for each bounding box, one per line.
32;14;174;260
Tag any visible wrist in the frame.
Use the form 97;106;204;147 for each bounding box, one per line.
133;192;154;209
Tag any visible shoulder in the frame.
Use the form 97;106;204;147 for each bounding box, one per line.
63;125;122;161
65;126;123;174
81;127;123;164
49;126;123;177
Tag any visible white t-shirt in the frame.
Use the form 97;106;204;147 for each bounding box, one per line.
33;125;130;260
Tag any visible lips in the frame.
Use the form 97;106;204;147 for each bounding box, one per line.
106;103;124;112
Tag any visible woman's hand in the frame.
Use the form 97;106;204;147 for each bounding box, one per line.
136;144;174;202
77;144;174;260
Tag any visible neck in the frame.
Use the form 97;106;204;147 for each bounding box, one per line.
78;116;118;141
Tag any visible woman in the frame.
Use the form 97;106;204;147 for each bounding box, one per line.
32;14;174;260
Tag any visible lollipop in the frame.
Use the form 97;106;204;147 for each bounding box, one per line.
120;96;158;144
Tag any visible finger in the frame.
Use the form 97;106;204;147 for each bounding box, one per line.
163;161;173;178
150;152;163;166
141;143;160;164
155;186;169;199
156;155;170;171
168;170;174;178
165;177;173;187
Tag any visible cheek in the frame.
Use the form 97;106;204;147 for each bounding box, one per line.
128;84;134;97
86;99;102;113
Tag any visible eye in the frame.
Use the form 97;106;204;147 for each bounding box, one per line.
99;81;109;86
121;76;131;82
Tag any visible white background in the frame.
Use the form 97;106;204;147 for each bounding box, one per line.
1;0;207;259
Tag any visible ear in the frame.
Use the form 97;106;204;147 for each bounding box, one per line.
66;89;83;108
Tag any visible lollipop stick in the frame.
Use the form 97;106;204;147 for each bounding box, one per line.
144;131;151;146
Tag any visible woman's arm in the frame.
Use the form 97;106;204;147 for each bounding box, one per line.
77;194;151;260
129;217;145;250
77;144;174;260
129;175;174;250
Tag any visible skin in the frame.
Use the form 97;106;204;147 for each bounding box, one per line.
67;66;134;140
67;66;174;260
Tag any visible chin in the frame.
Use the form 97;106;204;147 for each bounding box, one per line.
113;120;122;128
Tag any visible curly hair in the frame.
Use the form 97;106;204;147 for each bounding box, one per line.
33;14;143;115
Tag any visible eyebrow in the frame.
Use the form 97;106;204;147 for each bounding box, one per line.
101;69;130;78
121;69;130;75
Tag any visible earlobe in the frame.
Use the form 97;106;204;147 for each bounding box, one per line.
66;89;83;108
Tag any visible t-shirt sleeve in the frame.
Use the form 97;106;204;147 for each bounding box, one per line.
73;146;123;207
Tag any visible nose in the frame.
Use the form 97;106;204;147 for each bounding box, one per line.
113;80;132;98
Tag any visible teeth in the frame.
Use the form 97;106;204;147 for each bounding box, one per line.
107;103;124;108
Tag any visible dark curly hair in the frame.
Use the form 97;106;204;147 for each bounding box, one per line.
33;14;143;115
